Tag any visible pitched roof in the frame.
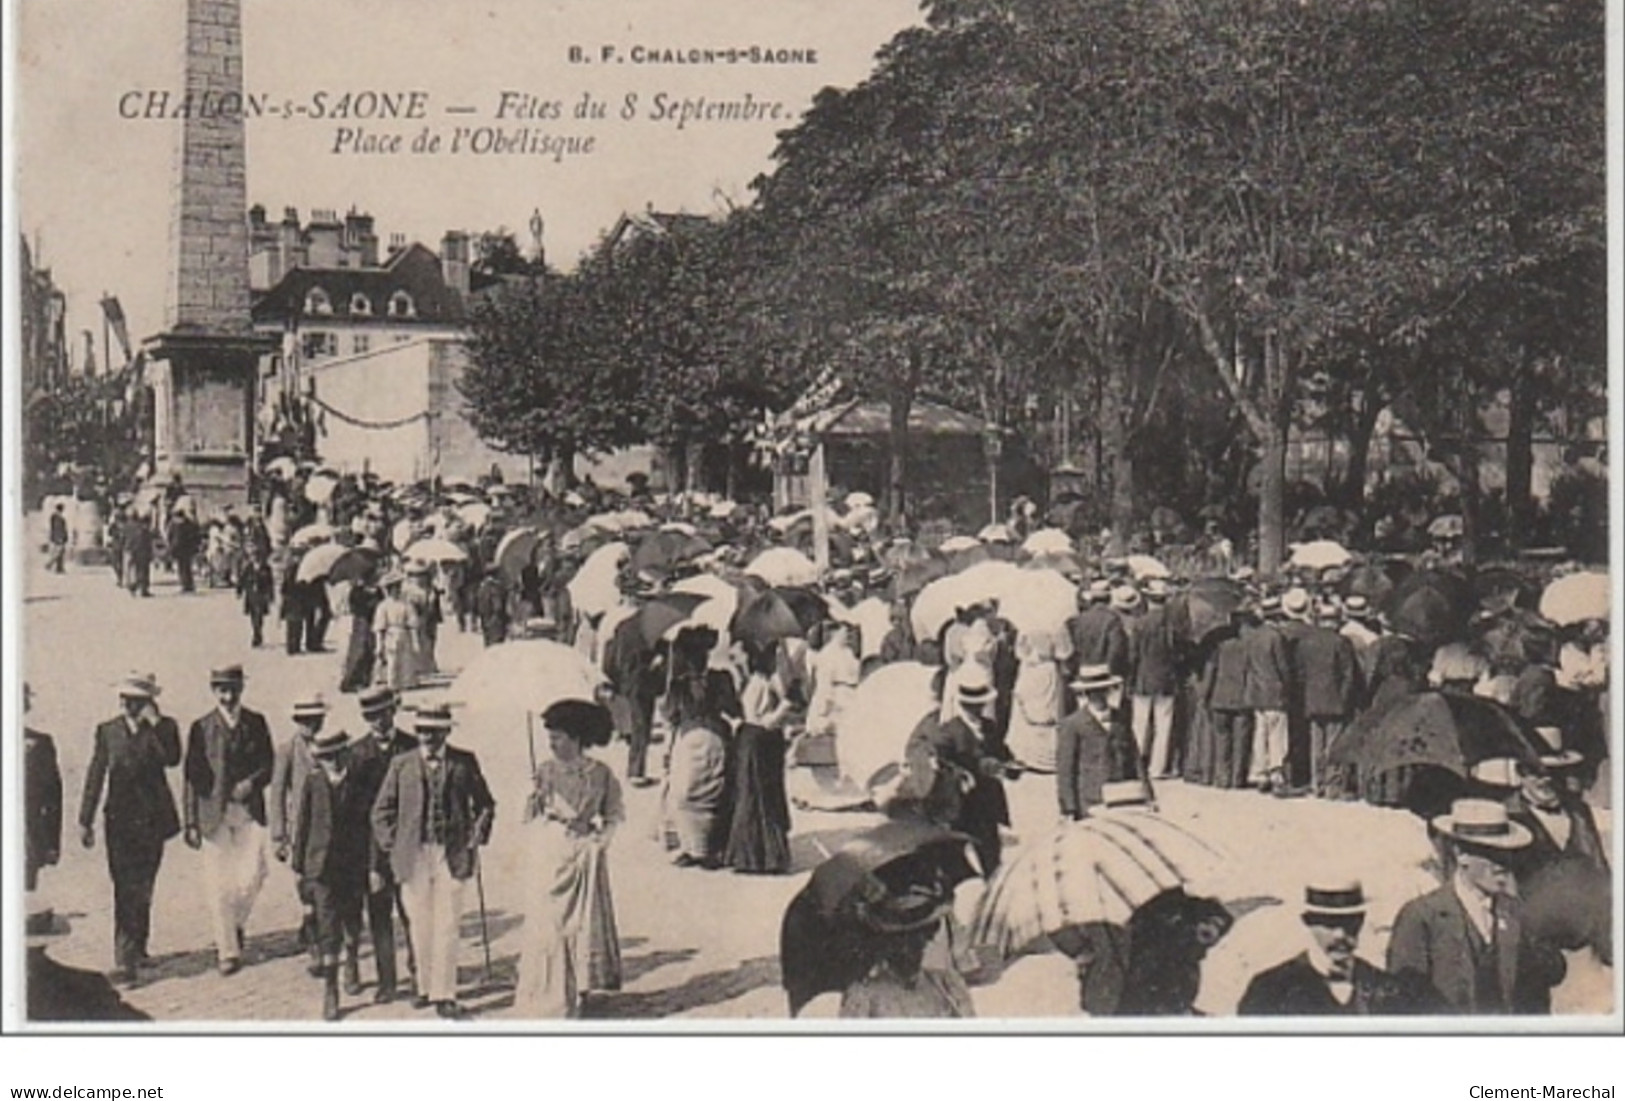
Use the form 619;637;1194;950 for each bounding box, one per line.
250;243;466;325
796;398;989;438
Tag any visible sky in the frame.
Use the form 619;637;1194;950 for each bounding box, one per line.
11;0;923;361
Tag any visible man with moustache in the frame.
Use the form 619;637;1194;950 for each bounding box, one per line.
1240;880;1442;1015
79;674;182;984
183;664;274;975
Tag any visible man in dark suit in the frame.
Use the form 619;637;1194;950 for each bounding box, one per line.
293;730;373;1020
1387;799;1567;1014
1293;599;1364;798
1199;614;1253;790
1129;580;1180;778
901;668;1014;877
124;513;154;597
1508;728;1608;872
1066;582;1130;681
78;674;182;983
47;502;69;573
1240;880;1443;1015
24;684;64;934
371;704;495;1018
347;686;417;1002
1241;595;1293;794
182;664;274;975
169;506;200;593
1055;665;1138;821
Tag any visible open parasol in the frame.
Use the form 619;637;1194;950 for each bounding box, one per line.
1125;554;1170;580
733;587;826;648
295;542;357;583
671;572;741;622
326;545;381;584
567;541;630;618
1022;528;1074;558
1287;540;1353;571
1167;577;1246;646
494;527;544;581
289;522;336;549
745;547;820;588
1328;689;1544;780
909;560;1022;643
968;809;1230;963
404;537;468;564
1539;570;1609;626
834;661;940;791
997;569;1078;636
632;528;713;575
835;596;894;660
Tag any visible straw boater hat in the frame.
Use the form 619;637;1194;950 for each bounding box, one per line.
1532;726;1583;770
414;703;455;735
1281;587;1313;620
116;672;161;699
1082;580;1111;604
311;729;350;758
1144;578;1170;603
1072;663;1123;694
1343;594;1372;619
208;664;244;688
1468;757;1521;789
1431;798;1533;851
1109;585;1142;613
358;686;398;717
1258;593;1283;618
957;665;997;706
291;693;329;722
1097;780;1152;809
1301;878;1368;920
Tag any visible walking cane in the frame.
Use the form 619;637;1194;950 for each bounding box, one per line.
473;848;494;987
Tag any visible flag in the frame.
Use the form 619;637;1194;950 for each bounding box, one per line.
101;295;132;366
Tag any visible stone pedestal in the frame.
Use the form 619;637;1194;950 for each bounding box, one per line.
144;330;275;518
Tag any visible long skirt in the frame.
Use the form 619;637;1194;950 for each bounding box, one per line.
723;724;791;874
665;725;731;861
377;629;420;691
339;618;375;693
515;826;622;1018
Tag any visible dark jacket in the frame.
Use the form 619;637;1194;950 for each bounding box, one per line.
1509;795;1609;873
292;765;374;887
371;747;495;882
1068;607;1131;680
237;559;276;616
1239;953;1445;1016
1129;605;1179;697
1202;627;1250;712
1386;884;1565;1015
1240;622;1291;711
348;731;414;876
25;729;64;877
1292;624;1363;720
903;715;1010;868
183;707;274;837
79;714;182;844
1054;707;1137;820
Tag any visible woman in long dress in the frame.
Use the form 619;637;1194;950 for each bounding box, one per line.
373;572;422;690
339;575;382;692
1005;627;1070;773
515;699;624;1018
663;627;735;869
806;622;861;737
724;641;793;874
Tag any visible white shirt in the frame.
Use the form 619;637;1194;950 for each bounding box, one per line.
1452;873;1500;946
1528;803;1573;851
217;704;241;729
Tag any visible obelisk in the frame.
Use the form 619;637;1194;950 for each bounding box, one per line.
142;0;275;515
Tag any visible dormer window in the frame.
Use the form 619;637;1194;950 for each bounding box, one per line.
388;291;416;318
350;293;373;317
304;287;333;316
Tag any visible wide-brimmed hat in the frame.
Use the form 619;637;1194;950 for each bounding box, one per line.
358;686;398;716
1431;798;1532;851
1109;585;1142;613
1072;664;1123;693
1302;878;1368;920
311;729;350;758
414;703;455;734
1532;726;1583;770
116;672;161;699
1081;580;1111;603
291;693;329;721
208;664;244;688
404;559;432;576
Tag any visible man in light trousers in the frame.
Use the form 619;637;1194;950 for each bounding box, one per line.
183;664;274;974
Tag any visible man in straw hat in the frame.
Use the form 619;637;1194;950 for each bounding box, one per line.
1055;665;1138;822
270;692;331;973
78;673;182;984
1387;799;1566;1014
348;687;417;1002
371;703;495;1018
1505;728;1608;873
1240;879;1442;1015
291;729;372;1020
1066;580;1129;683
1129;578;1179;780
183;664;274;976
902;665;1014;877
1241;588;1293;795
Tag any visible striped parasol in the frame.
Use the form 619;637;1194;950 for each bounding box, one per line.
970;809;1229;962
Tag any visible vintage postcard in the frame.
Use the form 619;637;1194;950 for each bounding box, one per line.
4;0;1620;1045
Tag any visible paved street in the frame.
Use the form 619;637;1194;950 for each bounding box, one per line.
23;548;1613;1025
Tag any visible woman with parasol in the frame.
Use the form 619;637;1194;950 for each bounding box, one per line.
723;640;794;875
373;571;423;691
662;625;739;869
514;699;624;1018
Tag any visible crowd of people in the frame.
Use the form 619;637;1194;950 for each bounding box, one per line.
29;458;1614;1021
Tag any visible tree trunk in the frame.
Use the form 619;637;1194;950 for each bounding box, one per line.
1457;395;1483;567
887;385;912;522
1258;418;1288;578
1504;361;1534;555
1101;355;1135;556
1341;388;1383;518
724;442;738;501
684;441;703;495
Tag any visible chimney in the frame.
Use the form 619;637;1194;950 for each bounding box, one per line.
346;210;378;267
440;230;470;298
388;232;406;257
